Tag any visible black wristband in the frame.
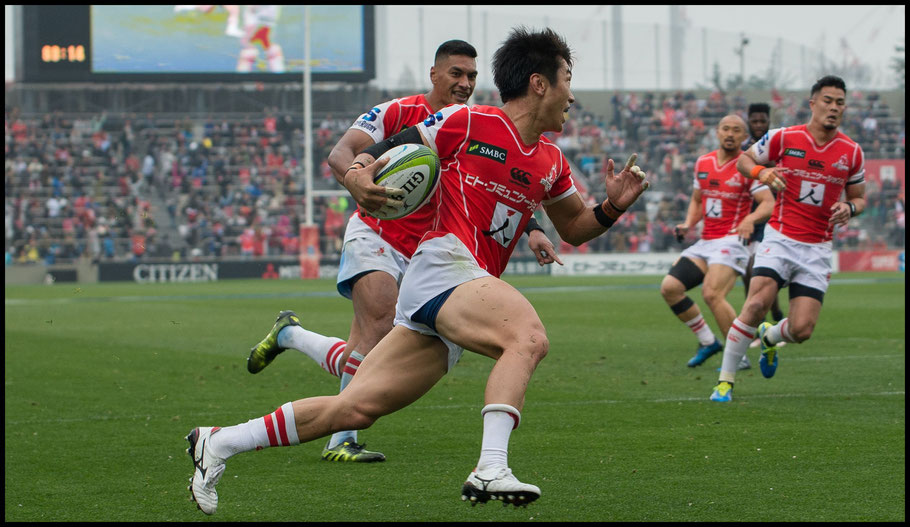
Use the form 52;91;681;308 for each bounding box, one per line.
361;126;423;159
593;203;617;228
847;201;857;217
524;217;544;235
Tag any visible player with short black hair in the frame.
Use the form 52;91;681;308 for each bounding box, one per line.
245;39;560;464
711;75;866;402
185;26;649;514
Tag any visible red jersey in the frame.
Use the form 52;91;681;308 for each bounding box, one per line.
348;93;438;258
417;104;577;277
750;124;865;243
693;150;767;240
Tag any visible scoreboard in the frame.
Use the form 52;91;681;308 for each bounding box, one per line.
20;5;375;83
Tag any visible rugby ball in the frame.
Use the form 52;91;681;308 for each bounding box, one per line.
369;143;440;220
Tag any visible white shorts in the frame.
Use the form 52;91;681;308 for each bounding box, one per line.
679;235;751;275
752;226;832;294
336;214;410;299
394;234;492;371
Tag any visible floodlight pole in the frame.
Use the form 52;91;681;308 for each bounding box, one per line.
303;5;314;226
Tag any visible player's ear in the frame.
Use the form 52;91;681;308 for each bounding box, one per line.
529;73;547;97
429;66;438;85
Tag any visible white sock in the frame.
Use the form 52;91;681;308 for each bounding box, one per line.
718;318;756;383
685;313;717;346
476;404;520;474
278;326;347;377
210;402;299;459
327;351;364;449
764;318;792;345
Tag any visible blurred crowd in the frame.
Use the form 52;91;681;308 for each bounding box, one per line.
5;87;905;266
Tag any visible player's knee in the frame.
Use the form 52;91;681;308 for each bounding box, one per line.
660;276;684;301
788;321;815;343
524;329;550;364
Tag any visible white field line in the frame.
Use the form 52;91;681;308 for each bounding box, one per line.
5;390;904;425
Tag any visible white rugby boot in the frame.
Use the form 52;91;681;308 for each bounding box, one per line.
461;467;540;507
186;427;227;515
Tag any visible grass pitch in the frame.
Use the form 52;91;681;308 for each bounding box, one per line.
4;272;905;521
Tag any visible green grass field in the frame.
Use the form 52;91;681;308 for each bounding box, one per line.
5;272;905;521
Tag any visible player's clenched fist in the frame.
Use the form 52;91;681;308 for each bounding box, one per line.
604;153;650;211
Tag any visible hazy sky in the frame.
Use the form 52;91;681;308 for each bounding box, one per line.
375;5;906;91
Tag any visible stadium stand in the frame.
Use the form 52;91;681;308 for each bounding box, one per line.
5;87;905;266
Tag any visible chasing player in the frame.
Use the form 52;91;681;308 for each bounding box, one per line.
660;115;773;369
246;40;560;463
711;75;865;402
185;27;649;514
742;103;786;335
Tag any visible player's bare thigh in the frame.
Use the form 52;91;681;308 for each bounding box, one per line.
434;276;547;361
338;325;449;418
741;275;780;325
702;263;738;301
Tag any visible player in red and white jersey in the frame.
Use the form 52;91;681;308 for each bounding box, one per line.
710;75;866;402
244;41;559;464
188;28;649;514
412;103;576;276
660;115;773;370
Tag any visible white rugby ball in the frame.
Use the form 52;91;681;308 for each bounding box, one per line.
369;143;441;220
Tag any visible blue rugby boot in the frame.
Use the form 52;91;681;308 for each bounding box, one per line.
757;322;779;379
710;381;733;402
687;338;722;367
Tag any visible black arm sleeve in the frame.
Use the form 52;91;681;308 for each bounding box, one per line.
360;126;424;160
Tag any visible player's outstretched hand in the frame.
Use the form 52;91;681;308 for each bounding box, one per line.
527;229;563;267
342;156;405;213
604;153;650;211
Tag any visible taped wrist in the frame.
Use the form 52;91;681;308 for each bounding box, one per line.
360;126;423;160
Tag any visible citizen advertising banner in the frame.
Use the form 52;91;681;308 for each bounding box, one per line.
97;258;326;283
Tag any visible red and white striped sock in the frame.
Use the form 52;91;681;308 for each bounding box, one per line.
209;402;299;459
326;351;365;449
277;326;347;377
684;313;717;346
765;318;793;344
718;318;757;383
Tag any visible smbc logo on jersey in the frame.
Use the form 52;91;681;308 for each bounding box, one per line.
466;140;507;164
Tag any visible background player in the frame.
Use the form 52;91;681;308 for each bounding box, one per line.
246;40;560;463
660;115;773;369
742;103;786;335
235;5;285;72
185;27;650;514
711;75;866;402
